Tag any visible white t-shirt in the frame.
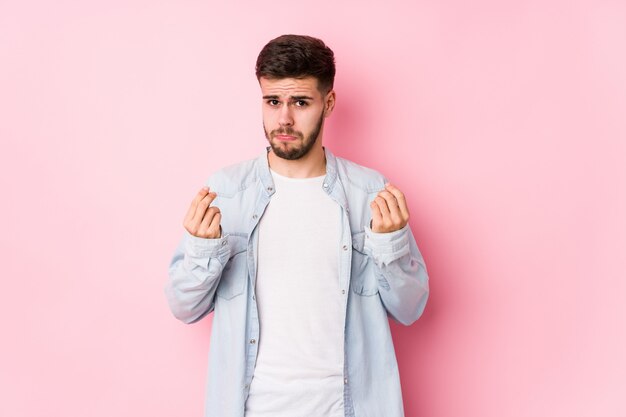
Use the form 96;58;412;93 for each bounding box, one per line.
244;169;345;417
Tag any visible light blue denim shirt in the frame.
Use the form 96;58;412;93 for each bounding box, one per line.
165;147;429;417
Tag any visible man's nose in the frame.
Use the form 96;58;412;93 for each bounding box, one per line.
278;103;294;126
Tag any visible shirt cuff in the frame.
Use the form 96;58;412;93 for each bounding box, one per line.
363;224;410;266
184;230;231;266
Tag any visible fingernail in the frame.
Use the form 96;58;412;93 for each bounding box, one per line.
202;186;209;191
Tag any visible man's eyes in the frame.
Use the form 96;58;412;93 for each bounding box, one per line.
266;100;309;107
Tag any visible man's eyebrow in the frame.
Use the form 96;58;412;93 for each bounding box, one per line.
262;95;314;100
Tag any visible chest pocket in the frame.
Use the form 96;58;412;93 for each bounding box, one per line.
350;231;379;296
216;234;248;300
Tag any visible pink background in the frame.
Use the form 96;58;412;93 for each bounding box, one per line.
1;1;625;416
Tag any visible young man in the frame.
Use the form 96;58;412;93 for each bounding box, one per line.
165;34;429;417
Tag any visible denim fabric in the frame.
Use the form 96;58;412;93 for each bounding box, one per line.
165;147;429;417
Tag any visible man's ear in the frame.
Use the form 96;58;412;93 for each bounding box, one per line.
324;90;336;117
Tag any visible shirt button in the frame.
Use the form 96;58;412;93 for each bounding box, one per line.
267;186;273;192
344;377;348;385
250;339;256;344
252;214;258;220
221;240;227;246
252;295;256;300
342;245;348;251
244;384;249;389
323;183;328;188
341;290;345;294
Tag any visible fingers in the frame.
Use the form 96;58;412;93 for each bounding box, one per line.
384;183;410;220
374;194;392;218
377;191;402;224
207;212;222;238
371;196;395;233
191;190;218;225
184;186;222;238
184;186;210;224
369;183;410;233
370;200;383;231
198;206;221;237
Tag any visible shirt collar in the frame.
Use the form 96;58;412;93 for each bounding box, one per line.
256;146;339;197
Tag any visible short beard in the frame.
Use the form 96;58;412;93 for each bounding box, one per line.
264;111;325;160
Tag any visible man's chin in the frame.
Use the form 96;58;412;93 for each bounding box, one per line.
269;141;307;160
271;147;305;160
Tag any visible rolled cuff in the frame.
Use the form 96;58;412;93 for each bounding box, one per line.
184;230;231;269
363;224;410;266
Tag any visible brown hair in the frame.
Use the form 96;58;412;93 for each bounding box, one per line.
255;34;336;94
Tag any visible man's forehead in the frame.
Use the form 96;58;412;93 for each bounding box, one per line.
259;76;321;96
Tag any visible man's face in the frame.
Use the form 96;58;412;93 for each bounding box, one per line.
260;76;334;160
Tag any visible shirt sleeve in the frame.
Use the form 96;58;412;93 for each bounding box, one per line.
164;231;231;324
362;223;429;326
363;224;411;267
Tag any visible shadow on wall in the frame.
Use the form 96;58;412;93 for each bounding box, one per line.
392;206;485;416
324;70;378;164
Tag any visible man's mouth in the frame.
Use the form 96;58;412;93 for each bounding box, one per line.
275;134;297;141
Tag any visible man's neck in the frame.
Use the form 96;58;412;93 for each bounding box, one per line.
267;144;327;178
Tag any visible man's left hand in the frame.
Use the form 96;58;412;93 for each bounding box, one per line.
370;183;410;233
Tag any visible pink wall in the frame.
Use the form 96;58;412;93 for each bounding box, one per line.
1;1;625;416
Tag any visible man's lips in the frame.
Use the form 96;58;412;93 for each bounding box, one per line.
275;135;297;141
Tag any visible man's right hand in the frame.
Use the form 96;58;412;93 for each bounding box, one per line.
183;187;222;239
